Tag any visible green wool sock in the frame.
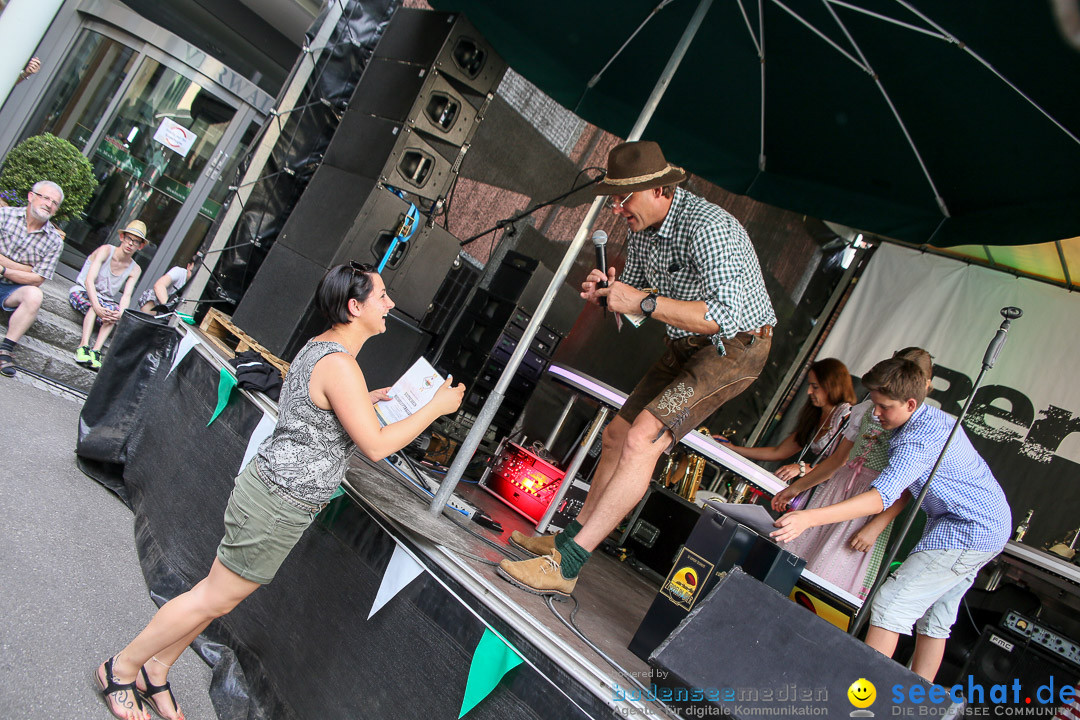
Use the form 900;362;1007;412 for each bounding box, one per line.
564;519;583;538
554;532;591;580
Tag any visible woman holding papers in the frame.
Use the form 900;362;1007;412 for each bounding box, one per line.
94;263;464;720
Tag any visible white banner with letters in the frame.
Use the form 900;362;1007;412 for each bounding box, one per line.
817;242;1080;547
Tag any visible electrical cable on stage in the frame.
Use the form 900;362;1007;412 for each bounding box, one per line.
545;595;684;720
383;452;515;562
445;512;525;564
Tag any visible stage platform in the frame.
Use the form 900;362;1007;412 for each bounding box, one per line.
77;313;1005;719
342;453;666;705
74;312;681;719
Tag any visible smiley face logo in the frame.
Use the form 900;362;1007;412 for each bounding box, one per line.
847;678;876;709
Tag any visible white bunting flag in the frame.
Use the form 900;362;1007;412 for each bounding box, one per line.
368;543;425;619
168;331;202;376
240;412;276;474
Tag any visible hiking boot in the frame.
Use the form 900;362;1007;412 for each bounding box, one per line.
497;549;577;597
89;349;103;371
74;345;92;365
509;530;557;558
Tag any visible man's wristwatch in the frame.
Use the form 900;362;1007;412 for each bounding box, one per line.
1;266;6;278
640;292;658;317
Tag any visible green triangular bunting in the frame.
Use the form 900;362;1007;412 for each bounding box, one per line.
459;628;523;718
207;367;238;426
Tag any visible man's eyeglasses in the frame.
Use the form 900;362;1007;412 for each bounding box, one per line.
605;192;634;210
29;190;61;207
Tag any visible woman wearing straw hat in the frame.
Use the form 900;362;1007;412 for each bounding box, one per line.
69;220;148;370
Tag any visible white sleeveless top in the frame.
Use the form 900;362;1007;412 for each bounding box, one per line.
70;245;138;301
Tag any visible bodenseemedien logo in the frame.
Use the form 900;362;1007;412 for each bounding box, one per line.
848;678;877;717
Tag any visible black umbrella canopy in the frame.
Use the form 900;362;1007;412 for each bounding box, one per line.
430;0;1080;248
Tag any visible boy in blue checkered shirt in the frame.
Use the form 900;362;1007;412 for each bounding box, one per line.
773;356;1011;682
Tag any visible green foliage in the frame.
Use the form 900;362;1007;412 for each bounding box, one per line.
0;133;97;224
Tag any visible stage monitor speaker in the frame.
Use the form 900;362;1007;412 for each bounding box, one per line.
629;506;804;661
651;568;932;718
356;309;433;391
371;9;505;96
960;626;1080;708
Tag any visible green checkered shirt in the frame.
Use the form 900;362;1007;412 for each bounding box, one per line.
620;188;776;354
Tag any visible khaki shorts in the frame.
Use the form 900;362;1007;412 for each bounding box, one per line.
216;461;321;584
618;333;771;451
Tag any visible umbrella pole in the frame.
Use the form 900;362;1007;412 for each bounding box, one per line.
428;0;715;517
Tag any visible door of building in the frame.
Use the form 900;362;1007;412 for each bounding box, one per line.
4;12;268;296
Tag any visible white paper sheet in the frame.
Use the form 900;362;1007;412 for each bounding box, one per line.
374;357;444;425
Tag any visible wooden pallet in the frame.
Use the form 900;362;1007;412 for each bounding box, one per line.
198;308;290;377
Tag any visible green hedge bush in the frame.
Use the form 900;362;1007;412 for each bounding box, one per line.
0;133;97;224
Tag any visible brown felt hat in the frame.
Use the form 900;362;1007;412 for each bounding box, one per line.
594;141;687;196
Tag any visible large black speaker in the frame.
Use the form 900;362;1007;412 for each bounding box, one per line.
229;243;333;360
230;8;503;360
234;182;461;358
324;112;463;203
321;9;505;203
961;626;1080;708
356;309;433;391
347;58;483;146
372;9;505;96
337;188;462;321
274;168;379;268
650;568;932;718
629;507;804;661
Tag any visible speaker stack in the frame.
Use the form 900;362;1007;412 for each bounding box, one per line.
433;251;579;448
233;9;506;362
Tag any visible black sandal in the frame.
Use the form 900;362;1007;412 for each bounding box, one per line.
0;351;14;378
96;656;147;720
138;666;182;719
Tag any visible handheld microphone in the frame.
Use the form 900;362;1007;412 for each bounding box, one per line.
592;230;608;308
982;306;1022;369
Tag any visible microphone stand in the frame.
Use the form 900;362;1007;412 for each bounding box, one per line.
849;307;1022;636
459;173;604;247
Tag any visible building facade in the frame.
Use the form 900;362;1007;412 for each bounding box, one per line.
0;0;319;296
